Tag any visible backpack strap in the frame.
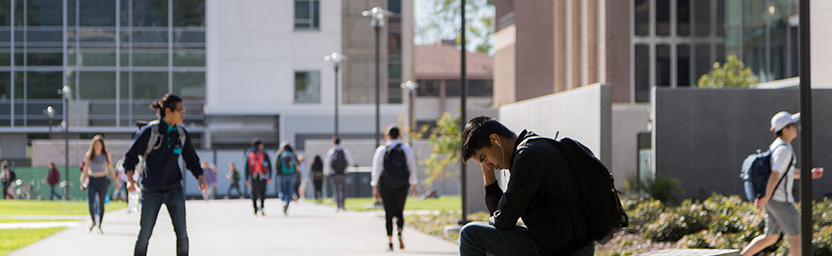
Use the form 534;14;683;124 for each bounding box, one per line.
770;144;795;202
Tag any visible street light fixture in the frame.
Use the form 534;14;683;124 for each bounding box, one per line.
324;52;347;137
362;6;393;148
58;85;70;200
400;81;418;142
43;106;54;139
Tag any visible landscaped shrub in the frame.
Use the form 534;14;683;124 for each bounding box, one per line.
625;199;665;234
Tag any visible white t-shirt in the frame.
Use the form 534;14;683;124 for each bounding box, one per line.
769;138;796;203
370;140;418;187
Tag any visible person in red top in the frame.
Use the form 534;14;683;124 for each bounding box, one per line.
245;138;272;216
45;161;61;200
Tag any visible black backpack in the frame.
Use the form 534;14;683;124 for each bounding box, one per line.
331;149;348;174
381;144;410;189
541;137;628;244
740;144;793;201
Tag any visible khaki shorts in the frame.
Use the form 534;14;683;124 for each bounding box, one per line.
764;200;800;236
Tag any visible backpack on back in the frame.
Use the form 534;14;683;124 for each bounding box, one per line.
528;136;628;244
143;120;186;158
740;144;793;201
331;148;348;174
381;144;410;189
248;150;267;177
279;152;296;175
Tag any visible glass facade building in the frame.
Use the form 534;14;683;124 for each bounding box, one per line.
633;0;799;102
0;0;205;129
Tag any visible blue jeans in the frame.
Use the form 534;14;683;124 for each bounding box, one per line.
459;222;595;256
134;187;188;256
49;185;60;200
279;174;296;211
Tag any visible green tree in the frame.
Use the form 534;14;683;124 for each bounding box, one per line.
415;0;495;54
419;113;461;193
697;55;759;88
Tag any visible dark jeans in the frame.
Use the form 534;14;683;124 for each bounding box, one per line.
49;185;60;200
227;182;241;198
313;179;323;202
87;177;108;224
251;179;267;212
278;174;296;211
459;222;595;256
134;186;188;256
380;186;409;236
331;174;347;210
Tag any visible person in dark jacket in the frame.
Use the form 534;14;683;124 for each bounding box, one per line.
245;138;272;216
45;161;61;200
458;116;594;256
123;94;206;256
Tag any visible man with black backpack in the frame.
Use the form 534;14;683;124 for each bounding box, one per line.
325;136;354;212
371;126;418;251
740;111;823;256
458;116;617;256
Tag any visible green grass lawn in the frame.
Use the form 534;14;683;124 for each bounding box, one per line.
0;219;80;224
305;196;462;212
0;200;127;215
0;227;66;256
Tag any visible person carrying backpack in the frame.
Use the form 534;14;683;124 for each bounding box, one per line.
123;94;206;256
458;116;602;256
245;138;272;216
275;142;299;216
325;136;354;212
371;126;418;251
740;111;824;256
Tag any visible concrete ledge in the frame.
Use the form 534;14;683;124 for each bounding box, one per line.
639;249;740;256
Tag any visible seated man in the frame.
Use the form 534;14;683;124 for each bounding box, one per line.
459;116;594;256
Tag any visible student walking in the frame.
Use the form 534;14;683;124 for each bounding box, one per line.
201;161;217;200
740;111;824;256
245;138;272;216
371;126;418;251
310;155;324;204
226;161;242;199
457;116;598;256
81;135;119;234
325;136;354;212
45;161;61;200
275;142;299;216
123;94;206;256
2;161;16;200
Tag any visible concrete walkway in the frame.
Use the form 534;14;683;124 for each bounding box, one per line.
9;199;459;256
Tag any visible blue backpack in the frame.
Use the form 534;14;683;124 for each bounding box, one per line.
279;152;296;175
740;144;794;201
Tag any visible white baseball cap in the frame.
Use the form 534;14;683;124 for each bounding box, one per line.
770;111;800;133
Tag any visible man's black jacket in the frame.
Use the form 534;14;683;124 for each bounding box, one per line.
485;130;591;255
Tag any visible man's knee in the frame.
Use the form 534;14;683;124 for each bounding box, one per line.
459;222;489;241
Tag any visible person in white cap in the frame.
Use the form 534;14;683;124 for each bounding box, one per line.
740;111;824;256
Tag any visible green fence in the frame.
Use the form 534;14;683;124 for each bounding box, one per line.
7;167;118;201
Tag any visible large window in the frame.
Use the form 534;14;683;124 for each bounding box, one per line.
294;0;319;30
294;71;320;103
634;45;649;102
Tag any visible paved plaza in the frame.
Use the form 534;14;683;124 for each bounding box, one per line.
9;199;459;256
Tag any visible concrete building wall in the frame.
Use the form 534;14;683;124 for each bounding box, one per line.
514;0;554;101
31;140;132;167
652;88;832;199
812;0;832;88
499;83;612;165
611;104;650;188
493;26;516;107
342;0;387;104
605;0;631;102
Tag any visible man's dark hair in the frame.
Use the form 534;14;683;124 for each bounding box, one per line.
461;116;516;161
150;94;183;117
252;137;262;148
387;126;400;139
333;136;341;145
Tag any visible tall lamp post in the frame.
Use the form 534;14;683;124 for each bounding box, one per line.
459;0;469;225
324;52;347;138
43;106;54;139
400;81;418;142
58;85;70;200
362;7;392;148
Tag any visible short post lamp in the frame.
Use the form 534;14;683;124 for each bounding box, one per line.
362;7;393;148
58;85;71;200
400;81;418;142
324;52;347;137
